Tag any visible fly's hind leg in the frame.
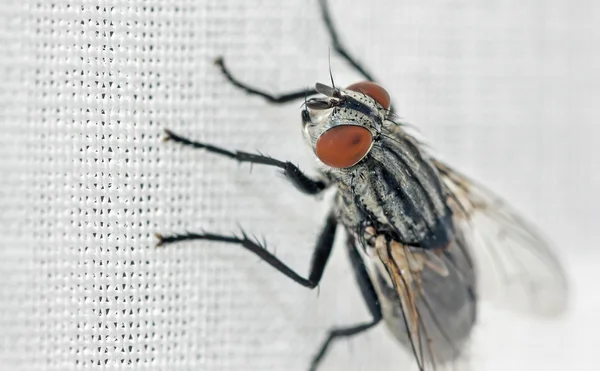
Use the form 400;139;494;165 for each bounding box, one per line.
215;0;377;105
309;236;382;371
157;213;338;289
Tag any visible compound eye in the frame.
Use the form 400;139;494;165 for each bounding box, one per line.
315;125;373;168
346;81;391;110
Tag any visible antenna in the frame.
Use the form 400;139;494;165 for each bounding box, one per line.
328;47;336;91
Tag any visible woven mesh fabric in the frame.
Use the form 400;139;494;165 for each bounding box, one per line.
0;0;598;370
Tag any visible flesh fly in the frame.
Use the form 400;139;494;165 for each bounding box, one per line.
156;1;569;370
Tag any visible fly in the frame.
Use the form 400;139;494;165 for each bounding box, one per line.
156;1;569;370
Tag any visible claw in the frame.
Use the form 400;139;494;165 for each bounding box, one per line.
213;56;224;66
162;128;175;142
155;233;164;247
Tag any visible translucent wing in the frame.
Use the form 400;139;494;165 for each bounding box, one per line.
360;161;568;370
361;227;476;371
433;160;569;317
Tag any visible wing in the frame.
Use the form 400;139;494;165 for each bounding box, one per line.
433;160;569;317
361;227;476;371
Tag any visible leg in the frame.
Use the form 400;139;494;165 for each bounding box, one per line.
215;0;377;104
317;0;375;82
156;213;338;289
215;57;318;104
164;129;328;195
309;237;382;371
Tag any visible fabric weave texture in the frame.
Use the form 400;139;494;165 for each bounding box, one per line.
0;1;598;370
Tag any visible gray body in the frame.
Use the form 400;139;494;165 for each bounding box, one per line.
303;88;477;364
332;119;476;363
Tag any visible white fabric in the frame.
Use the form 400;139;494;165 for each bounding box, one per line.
0;0;598;370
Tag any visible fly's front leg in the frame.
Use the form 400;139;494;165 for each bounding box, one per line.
215;57;318;104
163;129;328;195
317;0;375;82
215;0;377;105
157;213;338;289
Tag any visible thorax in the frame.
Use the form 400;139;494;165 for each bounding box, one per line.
328;123;454;249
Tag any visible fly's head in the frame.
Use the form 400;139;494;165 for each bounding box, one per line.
302;81;391;172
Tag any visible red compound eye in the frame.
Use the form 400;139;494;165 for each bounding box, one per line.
346;81;391;110
315;125;373;168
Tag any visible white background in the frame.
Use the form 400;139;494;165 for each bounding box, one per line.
0;0;598;370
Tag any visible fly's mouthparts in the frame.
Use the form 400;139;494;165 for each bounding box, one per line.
315;82;343;99
306;100;334;110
